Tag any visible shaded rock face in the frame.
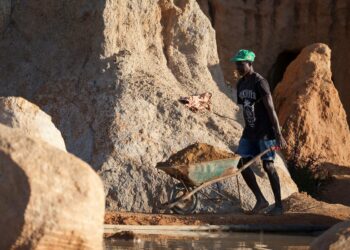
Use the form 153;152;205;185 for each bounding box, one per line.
0;96;66;151
197;0;350;124
0;124;105;250
311;220;350;250
0;0;243;212
273;43;350;168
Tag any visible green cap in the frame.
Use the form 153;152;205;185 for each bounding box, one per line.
230;49;255;62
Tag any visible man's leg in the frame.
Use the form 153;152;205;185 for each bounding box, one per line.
238;158;268;213
262;160;283;215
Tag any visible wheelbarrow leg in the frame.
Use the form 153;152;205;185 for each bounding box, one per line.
169;183;198;215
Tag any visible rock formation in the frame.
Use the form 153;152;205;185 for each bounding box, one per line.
0;124;105;250
311;220;350;250
273;43;350;167
0;0;298;212
0;96;66;151
197;0;350;124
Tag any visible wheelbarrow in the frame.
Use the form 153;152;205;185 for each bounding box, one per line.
157;147;278;214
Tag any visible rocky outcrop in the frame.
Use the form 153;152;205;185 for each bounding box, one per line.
0;96;66;151
311;220;350;250
273;43;350;167
197;0;350;124
0;124;105;250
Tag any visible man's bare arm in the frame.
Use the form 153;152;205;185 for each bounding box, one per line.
262;94;287;149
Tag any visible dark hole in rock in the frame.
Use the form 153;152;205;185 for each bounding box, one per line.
268;50;300;90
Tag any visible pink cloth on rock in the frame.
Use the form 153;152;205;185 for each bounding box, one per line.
179;92;212;113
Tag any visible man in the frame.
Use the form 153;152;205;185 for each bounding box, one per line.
231;49;287;216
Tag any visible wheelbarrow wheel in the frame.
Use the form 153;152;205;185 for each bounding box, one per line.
169;183;198;215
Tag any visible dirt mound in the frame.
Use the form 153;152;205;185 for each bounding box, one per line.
273;43;350;167
318;165;350;207
156;143;235;168
283;192;350;219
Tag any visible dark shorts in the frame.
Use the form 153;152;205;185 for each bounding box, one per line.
236;138;277;161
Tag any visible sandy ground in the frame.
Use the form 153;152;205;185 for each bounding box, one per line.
105;193;350;227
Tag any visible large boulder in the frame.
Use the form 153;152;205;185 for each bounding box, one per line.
310;220;350;250
196;0;350;124
0;96;66;151
0;124;105;250
273;43;350;167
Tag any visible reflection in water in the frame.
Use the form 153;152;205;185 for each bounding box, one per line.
104;231;317;250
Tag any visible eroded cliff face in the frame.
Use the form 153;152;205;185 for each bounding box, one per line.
197;0;350;124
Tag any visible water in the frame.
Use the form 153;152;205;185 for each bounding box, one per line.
104;231;318;250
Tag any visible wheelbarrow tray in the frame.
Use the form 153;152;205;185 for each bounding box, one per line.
157;155;240;186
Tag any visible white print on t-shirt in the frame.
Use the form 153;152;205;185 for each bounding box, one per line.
243;99;256;128
239;89;257;100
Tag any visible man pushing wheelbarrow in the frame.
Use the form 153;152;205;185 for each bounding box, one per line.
231;49;287;216
158;50;287;216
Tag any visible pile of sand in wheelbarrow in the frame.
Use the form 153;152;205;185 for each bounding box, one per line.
156;143;236;185
157;143;235;168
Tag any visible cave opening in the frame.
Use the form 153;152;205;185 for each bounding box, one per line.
267;50;300;90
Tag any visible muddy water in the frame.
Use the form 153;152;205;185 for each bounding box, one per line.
104;231;318;249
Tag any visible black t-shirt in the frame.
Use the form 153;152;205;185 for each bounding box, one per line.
236;72;275;140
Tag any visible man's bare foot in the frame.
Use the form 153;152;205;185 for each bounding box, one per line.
265;205;283;216
244;200;269;215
